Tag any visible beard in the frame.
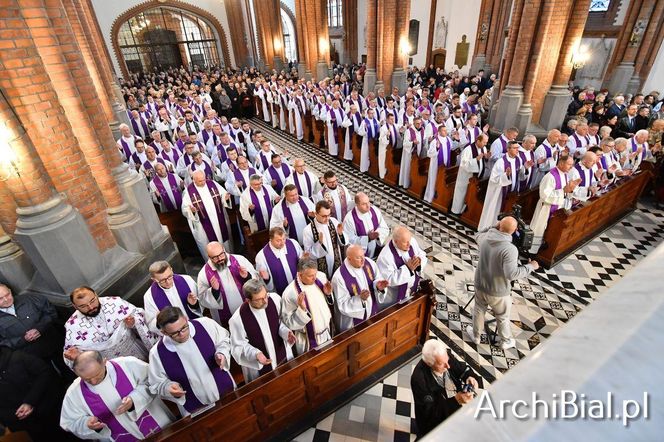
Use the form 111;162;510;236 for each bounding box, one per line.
82;306;101;317
210;259;227;270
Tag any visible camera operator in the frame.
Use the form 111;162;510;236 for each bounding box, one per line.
410;339;480;438
470;216;538;349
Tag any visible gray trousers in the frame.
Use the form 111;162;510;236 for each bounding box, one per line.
472;291;513;342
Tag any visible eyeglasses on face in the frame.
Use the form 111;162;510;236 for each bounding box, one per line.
167;323;189;337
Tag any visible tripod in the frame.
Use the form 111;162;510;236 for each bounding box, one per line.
460;293;499;345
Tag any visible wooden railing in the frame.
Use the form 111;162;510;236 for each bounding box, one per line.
147;281;435;442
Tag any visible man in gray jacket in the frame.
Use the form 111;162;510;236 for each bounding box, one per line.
470;217;539;349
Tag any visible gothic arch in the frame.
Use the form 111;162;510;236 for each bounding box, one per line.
280;2;298;61
110;0;232;78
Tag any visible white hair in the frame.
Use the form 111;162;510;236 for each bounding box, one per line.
523;134;537;144
635;129;649;138
421;339;448;366
119;123;129;130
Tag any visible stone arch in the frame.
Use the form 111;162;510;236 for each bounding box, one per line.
110;0;232;78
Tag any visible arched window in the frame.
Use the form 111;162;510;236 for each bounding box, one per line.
327;0;343;28
117;6;223;73
281;9;297;62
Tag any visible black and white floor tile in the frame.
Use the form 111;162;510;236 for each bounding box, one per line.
250;120;664;441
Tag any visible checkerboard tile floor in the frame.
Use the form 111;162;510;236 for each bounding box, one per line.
250;120;664;441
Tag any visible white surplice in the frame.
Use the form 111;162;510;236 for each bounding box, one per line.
181;181;232;258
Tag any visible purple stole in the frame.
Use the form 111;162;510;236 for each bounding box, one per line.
363;118;379;140
186;181;230;242
377;96;385;109
466;126;480;144
388;241;420;302
130;152;145;167
258;150;273;170
150;275;199;320
161;148;180;166
249;186;274;231
437;137;452;167
470;143;486;177
204;256;245;325
295;96;306;115
262;240;298;294
499;136;507;153
518;150;535;190
216;144;233;163
630;138;646;163
549;167;568;215
339;262;377;325
80;361;161;441
233;167;256;190
409;127;425;155
149;141;162;154
201;130;215;146
119;136;136;161
176;139;187;152
224;159;238;174
131;118;150;138
293;278;327;350
501;155;522;200
330;108;344;144
156;320;234;413
142;157;166;172
351;207;379;237
574;163;594;187
239;297;287;376
600;154;609;171
190;161;214;181
281;198;311;240
388;123;398;146
293;172;313;197
153;174;183;212
267;165;292;194
572;133;588;148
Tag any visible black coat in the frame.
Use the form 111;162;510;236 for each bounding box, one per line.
410;351;479;437
0;293;61;359
615;115;638;138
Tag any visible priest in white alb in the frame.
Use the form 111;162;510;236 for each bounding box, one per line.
263;153;294;194
143;261;202;333
150;163;184;213
477;141;525;231
63;287;157;370
314;170;354;221
533;129;562;187
255;227;303;295
281;255;335;355
196;241;257;327
240;174;281;233
148;307;236;416
61;351;173;441
182;170;233;258
284;158;321;198
303;200;347;279
376;226;428;308
229;279;296;382
342;192;389;259
270;184;315;245
451;134;490;215
331;245;388;332
424;125;459;202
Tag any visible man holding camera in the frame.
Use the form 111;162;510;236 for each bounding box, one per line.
471;216;539;349
411;339;480;437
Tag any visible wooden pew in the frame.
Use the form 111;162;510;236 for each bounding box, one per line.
336;127;346;160
538;171;650;268
312;118;324;149
241;222;270;262
503;186;540;223
147;282;435;442
408;153;430;200
460;177;489;228
303;113;313;143
254;96;263;121
384;143;402;186
368;139;379;177
351;133;362;168
431;166;459;213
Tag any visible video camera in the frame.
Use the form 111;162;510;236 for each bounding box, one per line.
497;205;533;254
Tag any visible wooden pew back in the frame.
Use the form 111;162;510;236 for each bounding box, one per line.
431;165;459;213
384;143;402;186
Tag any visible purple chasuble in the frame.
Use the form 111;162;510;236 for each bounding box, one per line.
186;181;230;243
156;320;234;413
239;297;287;375
339;262;378;325
80;361;161;441
150;275;199;320
388;241;420;302
262;240;298;294
351;207;379;236
249;186;274;230
153;174;183;212
204;256;246;325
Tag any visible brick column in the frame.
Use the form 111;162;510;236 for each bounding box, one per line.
470;0;494;74
540;0;591;130
295;0;330;80
363;0;377;95
226;0;250;67
295;0;311;78
388;0;410;93
484;0;513;75
254;0;284;70
343;0;358;64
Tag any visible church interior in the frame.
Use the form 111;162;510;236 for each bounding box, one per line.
0;0;662;440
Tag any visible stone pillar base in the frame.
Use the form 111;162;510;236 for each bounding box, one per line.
273;55;284;72
605;62;635;95
107;203;152;254
374;81;385;94
626;75;642;95
0;235;35;293
492;85;524;131
540;85;572;130
112;164;168;246
316;61;329;82
297;61;306;78
391;68;408;94
514;103;533;135
470;55;486;75
364;68;377;96
109;119;122;141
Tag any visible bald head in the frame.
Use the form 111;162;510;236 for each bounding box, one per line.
355;192;371;213
192;169;206;186
206;241;224;258
498;216;518;235
346;244;366;268
582;151;597;168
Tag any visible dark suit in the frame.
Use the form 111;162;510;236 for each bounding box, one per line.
410;351;480;437
615;115;637;138
0;293;59;355
606;103;626;118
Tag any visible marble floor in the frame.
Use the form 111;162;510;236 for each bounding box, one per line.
251;121;664;441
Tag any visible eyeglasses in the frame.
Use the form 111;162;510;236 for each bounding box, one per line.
157;273;175;284
167;323;189;337
210;251;226;260
76;297;99;310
